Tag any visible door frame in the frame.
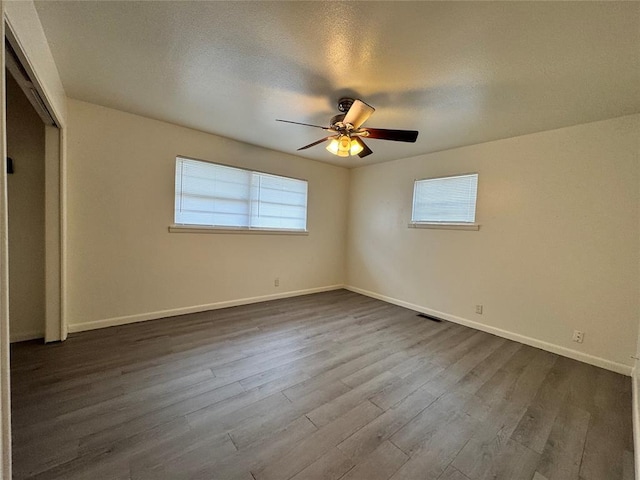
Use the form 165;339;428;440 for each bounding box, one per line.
0;3;10;477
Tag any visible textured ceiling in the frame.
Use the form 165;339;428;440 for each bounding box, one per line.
34;1;640;167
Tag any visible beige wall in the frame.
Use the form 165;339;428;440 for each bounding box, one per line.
65;99;349;329
6;73;45;341
347;114;640;372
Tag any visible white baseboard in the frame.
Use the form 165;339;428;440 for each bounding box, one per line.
67;283;633;376
633;365;639;480
68;284;345;333
10;331;44;343
345;285;632;376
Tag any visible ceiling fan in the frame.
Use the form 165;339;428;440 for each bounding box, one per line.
276;98;419;159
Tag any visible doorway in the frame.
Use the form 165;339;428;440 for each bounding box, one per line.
5;33;63;344
6;70;46;342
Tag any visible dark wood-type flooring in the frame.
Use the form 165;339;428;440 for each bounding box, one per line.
10;290;634;480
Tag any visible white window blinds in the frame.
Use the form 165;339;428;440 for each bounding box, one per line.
175;157;308;231
411;173;478;223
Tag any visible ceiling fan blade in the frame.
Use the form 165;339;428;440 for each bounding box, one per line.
297;136;334;151
276;119;331;130
343;99;375;129
363;128;419;143
354;137;373;158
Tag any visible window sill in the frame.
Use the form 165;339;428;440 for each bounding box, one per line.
168;225;309;235
408;222;480;231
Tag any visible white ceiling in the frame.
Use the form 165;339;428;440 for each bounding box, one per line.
34;1;640;167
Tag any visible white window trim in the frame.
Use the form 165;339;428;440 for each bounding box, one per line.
408;222;480;231
168;224;309;235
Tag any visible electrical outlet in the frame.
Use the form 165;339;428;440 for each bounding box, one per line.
274;278;279;287
572;330;584;343
475;305;483;314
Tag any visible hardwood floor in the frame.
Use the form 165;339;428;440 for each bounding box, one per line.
10;290;634;480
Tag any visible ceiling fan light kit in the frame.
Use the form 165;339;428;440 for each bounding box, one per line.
349;138;364;156
277;98;419;159
326;135;363;157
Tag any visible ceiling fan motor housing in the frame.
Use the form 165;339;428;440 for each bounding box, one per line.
337;98;354;113
330;114;346;129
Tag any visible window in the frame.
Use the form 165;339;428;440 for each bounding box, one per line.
410;173;478;228
174;157;308;232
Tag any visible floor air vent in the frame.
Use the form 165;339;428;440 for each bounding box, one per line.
416;313;443;323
